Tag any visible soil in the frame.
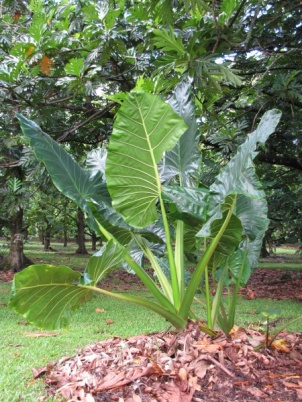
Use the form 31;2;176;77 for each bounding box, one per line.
242;264;302;302
1;256;302;401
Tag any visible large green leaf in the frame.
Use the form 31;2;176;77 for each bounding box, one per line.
106;91;187;228
210;110;281;207
85;239;125;284
208;197;243;269
17;115;136;243
87;200;133;245
228;249;251;286
121;238;165;273
87;201;166;246
235;193;268;268
16;114;109;212
9;265;92;330
86;147;107;179
160;80;201;187
198;109;281;238
162;185;209;224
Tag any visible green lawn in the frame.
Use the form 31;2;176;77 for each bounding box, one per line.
0;240;302;401
258;262;302;269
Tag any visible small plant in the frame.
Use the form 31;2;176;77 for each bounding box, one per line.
261;308;282;347
9;82;281;333
259;308;302;349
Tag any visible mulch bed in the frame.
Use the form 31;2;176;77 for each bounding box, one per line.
242;265;302;301
35;322;302;402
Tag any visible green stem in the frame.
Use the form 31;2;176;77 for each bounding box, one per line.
81;285;186;330
175;220;184;299
180;196;237;320
133;234;173;302
211;265;227;329
159;196;180;309
228;246;247;330
204;264;212;329
95;219;177;314
204;238;212;328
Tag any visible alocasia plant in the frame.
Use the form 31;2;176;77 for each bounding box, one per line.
9;82;281;333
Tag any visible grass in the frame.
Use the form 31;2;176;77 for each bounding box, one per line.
23;241;90;271
258;262;302;269
0;240;302;401
234;298;302;332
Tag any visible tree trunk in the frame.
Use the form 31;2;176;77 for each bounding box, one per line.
38;228;44;244
76;208;88;255
260;237;270;258
44;231;51;251
63;229;68;247
91;231;97;251
0;208;31;271
23;227;29;241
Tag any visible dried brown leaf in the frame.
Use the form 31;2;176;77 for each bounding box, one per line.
192;342;222;354
40;55;54;76
246;386;266;397
178;367;187;381
31;364;53;380
105;319;114;325
93;362;163;392
247;334;265;347
271;339;291;353
229;325;247;341
26;332;59;338
157;382;195;402
283;381;302;389
193;360;211;379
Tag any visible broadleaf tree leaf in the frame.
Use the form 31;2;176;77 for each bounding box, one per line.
9;265;93;330
153;27;186;55
106;90;187;228
64;57;84;77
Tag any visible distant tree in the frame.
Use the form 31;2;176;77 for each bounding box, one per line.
25;186;78;250
0;169;32;271
75;207;88;255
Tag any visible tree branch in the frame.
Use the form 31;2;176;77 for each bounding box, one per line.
258;152;302;171
228;0;247;28
57;103;116;142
